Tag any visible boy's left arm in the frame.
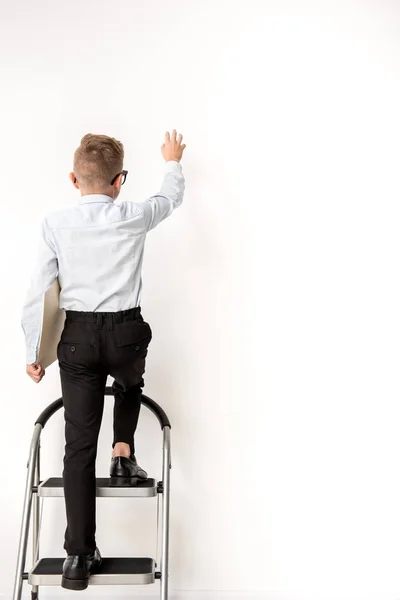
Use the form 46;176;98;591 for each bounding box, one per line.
21;218;58;382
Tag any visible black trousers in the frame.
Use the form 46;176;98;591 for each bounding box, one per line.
57;307;152;555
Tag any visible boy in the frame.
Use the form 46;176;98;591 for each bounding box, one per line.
21;130;186;590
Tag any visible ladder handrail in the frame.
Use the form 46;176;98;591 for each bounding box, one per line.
35;388;171;430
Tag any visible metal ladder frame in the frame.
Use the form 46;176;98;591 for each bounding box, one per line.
13;387;172;600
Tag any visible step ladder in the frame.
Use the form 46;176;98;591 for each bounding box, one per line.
13;386;172;600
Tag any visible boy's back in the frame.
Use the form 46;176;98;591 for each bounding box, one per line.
43;159;183;313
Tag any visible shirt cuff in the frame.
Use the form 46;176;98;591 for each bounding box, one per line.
165;160;182;172
26;347;38;365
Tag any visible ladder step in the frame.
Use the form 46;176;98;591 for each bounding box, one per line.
29;557;155;586
38;477;157;498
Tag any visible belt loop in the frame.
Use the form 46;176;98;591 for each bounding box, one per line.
108;314;114;331
96;313;103;329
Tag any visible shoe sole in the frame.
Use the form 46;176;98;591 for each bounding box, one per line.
61;575;89;591
109;475;147;487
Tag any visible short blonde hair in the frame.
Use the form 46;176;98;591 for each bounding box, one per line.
73;133;124;188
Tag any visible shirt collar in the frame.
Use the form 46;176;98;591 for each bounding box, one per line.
79;194;114;205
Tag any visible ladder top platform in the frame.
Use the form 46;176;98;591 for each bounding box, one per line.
38;477;158;498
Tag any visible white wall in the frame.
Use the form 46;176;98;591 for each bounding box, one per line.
1;0;400;598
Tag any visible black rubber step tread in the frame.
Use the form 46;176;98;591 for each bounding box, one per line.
31;557;154;576
40;477;156;489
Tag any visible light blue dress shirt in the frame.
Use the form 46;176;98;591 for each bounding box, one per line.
21;160;185;364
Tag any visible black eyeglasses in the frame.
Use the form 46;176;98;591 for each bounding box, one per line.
73;170;128;186
111;170;128;185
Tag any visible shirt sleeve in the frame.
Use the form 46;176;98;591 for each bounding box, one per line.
140;160;185;232
21;218;59;364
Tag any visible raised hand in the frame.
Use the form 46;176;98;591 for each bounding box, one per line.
161;130;186;163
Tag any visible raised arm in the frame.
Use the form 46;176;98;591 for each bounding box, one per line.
141;130;186;232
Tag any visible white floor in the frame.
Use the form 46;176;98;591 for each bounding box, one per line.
10;592;400;600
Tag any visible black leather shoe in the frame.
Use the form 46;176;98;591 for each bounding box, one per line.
61;547;102;591
110;455;148;486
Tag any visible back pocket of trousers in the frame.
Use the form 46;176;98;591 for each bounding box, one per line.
57;324;96;365
57;341;95;365
115;321;152;348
